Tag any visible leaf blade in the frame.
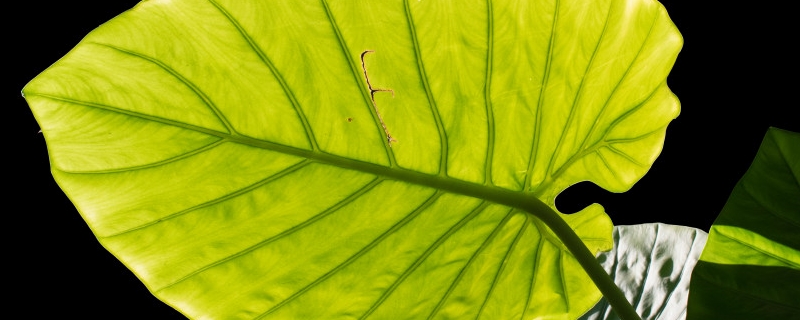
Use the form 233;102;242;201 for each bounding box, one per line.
24;0;683;318
687;128;800;319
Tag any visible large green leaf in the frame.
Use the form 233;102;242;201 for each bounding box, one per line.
687;128;800;319
24;0;681;318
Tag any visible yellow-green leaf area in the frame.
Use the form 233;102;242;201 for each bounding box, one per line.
24;0;682;318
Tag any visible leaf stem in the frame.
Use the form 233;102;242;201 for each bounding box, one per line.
523;201;641;320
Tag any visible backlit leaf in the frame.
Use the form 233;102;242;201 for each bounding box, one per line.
24;0;681;318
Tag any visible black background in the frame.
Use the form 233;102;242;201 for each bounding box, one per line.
10;1;797;318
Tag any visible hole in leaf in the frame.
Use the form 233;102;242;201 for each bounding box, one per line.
554;181;617;215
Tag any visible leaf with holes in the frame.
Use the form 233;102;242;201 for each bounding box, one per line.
24;0;681;318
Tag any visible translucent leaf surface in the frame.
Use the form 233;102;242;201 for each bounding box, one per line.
24;0;681;318
687;128;800;319
581;224;707;320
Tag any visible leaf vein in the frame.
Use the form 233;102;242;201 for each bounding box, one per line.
403;0;448;175
483;0;495;185
714;230;800;268
89;42;236;134
427;209;515;320
559;249;569;310
58;139;225;174
523;0;560;192
206;0;318;150
596;82;662;143
360;201;491;319
155;177;383;291
256;191;444;318
548;119;664;182
606;144;647;167
477;215;528;319
573;11;660;156
27;93;228;136
544;1;614;179
596;149;619;180
520;233;544;320
105;160;312;238
545;14;663;185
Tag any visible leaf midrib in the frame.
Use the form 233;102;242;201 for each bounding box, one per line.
29;92;555;222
